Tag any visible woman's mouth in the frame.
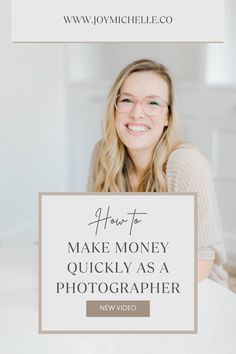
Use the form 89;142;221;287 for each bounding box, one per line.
126;124;150;135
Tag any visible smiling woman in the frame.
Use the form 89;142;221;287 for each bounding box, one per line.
87;59;228;287
115;71;169;182
88;59;179;193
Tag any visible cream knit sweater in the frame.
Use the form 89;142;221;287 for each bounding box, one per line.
87;143;228;287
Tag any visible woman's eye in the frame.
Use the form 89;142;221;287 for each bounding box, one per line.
148;100;161;106
121;98;132;103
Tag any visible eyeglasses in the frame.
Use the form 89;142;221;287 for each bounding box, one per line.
115;94;169;116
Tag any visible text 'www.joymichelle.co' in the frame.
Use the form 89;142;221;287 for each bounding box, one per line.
63;15;174;26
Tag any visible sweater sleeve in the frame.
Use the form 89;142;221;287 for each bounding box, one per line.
166;146;227;264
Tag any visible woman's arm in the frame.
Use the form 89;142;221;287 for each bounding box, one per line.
166;146;228;286
198;259;214;282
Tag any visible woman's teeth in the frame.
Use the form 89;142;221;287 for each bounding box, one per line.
127;124;149;132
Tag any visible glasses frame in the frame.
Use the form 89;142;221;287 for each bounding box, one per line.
115;94;169;116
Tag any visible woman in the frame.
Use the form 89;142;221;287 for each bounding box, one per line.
87;59;228;286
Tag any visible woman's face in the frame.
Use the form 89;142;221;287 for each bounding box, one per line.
115;71;169;156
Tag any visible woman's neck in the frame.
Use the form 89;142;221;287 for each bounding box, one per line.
127;148;153;189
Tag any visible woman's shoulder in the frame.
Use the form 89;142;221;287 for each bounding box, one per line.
166;143;213;191
167;143;211;174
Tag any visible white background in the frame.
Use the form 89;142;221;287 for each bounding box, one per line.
1;0;236;261
1;0;236;352
1;0;236;259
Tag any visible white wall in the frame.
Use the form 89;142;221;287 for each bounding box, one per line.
0;0;68;241
206;0;236;85
66;43;206;83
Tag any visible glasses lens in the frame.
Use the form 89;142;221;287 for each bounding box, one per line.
116;96;133;113
143;98;163;115
115;95;166;115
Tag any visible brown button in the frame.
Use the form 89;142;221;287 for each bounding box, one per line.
86;301;150;317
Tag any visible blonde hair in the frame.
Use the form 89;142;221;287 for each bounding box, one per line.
93;59;182;192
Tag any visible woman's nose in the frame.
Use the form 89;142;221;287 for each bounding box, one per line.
129;101;145;119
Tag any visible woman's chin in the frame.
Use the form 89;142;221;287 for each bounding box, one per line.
122;140;151;153
119;133;158;153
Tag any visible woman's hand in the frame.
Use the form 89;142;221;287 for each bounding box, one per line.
198;259;214;282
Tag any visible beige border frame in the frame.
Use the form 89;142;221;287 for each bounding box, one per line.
38;192;197;334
